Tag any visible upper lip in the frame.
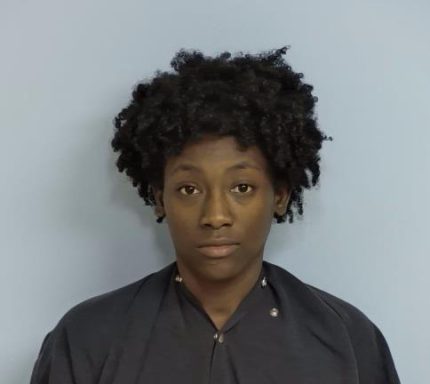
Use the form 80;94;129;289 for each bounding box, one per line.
198;238;239;247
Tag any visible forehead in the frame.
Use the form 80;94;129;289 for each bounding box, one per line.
164;135;270;176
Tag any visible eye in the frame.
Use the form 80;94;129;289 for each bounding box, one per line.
232;183;254;194
178;185;199;195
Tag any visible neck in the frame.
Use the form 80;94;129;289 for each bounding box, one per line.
175;259;263;329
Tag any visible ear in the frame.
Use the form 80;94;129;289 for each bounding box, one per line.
274;183;290;217
151;185;165;218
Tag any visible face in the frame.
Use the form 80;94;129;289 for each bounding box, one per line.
152;134;290;283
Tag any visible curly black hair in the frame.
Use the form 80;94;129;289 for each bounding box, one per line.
111;46;332;224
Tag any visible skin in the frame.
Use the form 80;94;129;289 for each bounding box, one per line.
152;134;290;330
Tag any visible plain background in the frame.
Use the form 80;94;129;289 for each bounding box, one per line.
1;0;429;383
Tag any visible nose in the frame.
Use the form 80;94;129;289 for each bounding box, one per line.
199;189;233;229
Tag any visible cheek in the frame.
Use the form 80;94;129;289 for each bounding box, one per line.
247;190;274;218
164;205;196;241
247;206;273;230
241;198;274;239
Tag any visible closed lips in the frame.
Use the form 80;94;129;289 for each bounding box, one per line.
199;241;238;247
198;239;239;247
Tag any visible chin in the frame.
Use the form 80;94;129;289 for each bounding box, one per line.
177;250;258;282
176;254;229;279
196;258;247;282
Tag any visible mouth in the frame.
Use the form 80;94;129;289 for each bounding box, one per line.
197;244;239;258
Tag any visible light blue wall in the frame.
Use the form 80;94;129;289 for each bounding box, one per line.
1;1;428;383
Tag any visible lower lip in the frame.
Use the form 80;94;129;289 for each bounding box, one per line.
197;244;239;258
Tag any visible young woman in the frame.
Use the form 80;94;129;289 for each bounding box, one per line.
30;47;400;383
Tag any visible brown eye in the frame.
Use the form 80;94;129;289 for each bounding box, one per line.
178;185;198;195
232;183;254;194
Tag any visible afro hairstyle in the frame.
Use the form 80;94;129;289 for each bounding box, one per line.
111;46;332;224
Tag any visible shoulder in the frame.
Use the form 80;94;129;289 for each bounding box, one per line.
264;260;376;331
58;274;151;334
45;263;174;357
31;263;175;383
56;262;175;337
305;283;376;333
304;284;401;382
264;261;401;383
43;273;152;362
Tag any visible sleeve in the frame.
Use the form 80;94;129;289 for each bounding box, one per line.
341;310;401;384
307;285;401;383
29;320;96;384
30;332;53;384
30;326;78;384
371;324;401;384
29;272;161;384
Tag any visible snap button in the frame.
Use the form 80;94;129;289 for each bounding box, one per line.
214;332;224;343
261;276;267;288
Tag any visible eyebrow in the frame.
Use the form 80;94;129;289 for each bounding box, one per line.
171;161;262;175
